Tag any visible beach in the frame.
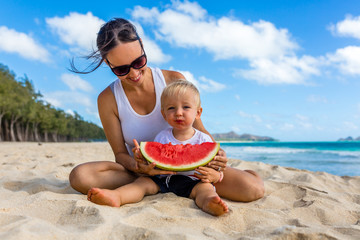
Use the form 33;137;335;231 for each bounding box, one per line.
0;142;359;239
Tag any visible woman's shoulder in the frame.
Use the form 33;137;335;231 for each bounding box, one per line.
161;69;185;84
98;86;113;102
97;85;117;112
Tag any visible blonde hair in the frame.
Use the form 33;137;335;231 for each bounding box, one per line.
161;80;201;109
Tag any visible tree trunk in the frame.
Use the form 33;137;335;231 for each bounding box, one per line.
24;122;30;141
4;118;10;141
33;122;40;142
15;122;23;141
51;132;58;142
0;114;3;142
10;114;20;142
10;121;16;141
44;131;48;142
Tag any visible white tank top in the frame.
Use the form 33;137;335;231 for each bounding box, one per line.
111;67;170;155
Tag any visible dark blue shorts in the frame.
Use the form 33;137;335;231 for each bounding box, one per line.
150;175;201;198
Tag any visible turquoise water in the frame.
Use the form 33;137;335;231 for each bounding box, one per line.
220;141;360;176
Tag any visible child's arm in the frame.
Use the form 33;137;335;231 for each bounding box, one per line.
194;166;223;184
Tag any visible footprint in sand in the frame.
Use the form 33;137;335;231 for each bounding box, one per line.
57;203;105;228
0;214;27;227
2;178;69;194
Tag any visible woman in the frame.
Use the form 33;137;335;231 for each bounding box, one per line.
69;18;264;202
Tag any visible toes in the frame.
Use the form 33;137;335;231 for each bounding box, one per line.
87;189;93;200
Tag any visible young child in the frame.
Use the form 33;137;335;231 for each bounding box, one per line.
88;81;228;216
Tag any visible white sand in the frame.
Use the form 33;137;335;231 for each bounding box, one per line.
0;142;359;239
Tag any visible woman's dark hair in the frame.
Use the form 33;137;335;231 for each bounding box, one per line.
70;18;139;74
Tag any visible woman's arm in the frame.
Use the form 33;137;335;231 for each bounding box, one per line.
162;70;185;84
193;118;215;141
98;87;137;171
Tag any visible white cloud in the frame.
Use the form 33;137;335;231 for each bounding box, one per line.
46;12;170;64
236;55;320;85
43;91;93;108
295;114;312;129
327;46;360;75
134;23;171;64
307;95;328;103
61;73;93;92
44;96;62;108
46;12;104;51
65;109;75;116
238;111;262;123
131;2;321;85
343;121;359;130
0;26;50;62
330;15;360;39
231;126;241;132
133;7;297;60
326;16;360;77
175;69;226;92
172;0;207;20
197;76;226;92
295;114;309;122
281;123;294;131
85;107;100;120
131;6;160;24
235;95;241;101
299;122;312;129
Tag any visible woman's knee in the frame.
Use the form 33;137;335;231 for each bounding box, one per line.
244;170;265;200
69;164;89;193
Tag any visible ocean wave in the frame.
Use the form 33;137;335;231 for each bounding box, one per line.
223;146;307;154
322;150;360;158
222;146;360;158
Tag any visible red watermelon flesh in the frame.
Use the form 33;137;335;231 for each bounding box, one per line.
140;142;220;171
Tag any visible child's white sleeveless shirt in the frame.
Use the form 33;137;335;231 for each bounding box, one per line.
111;67;170;155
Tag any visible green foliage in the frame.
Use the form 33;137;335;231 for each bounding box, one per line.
0;63;106;142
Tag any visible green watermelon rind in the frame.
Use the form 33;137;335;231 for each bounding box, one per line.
140;142;220;172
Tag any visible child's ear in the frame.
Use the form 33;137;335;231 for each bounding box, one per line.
196;107;202;119
161;109;166;119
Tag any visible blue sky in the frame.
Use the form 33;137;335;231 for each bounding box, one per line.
1;0;360;141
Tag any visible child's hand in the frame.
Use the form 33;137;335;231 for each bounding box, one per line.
132;139;146;163
194;166;221;183
132;139;176;176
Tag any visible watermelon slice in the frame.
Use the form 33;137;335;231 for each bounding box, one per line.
140;142;220;171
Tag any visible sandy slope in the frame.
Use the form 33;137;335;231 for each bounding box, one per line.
0;142;359;239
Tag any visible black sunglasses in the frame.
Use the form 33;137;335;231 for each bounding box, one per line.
106;39;147;76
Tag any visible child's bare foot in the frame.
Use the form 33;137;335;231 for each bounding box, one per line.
202;196;229;216
87;188;121;207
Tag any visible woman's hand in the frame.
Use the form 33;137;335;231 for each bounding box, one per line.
206;148;227;172
132;139;176;176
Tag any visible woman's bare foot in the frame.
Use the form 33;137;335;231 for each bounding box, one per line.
87;188;121;207
202;196;229;216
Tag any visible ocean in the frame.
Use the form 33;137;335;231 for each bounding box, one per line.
219;141;360;177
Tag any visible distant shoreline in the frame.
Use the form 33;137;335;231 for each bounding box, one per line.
217;140;360;143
